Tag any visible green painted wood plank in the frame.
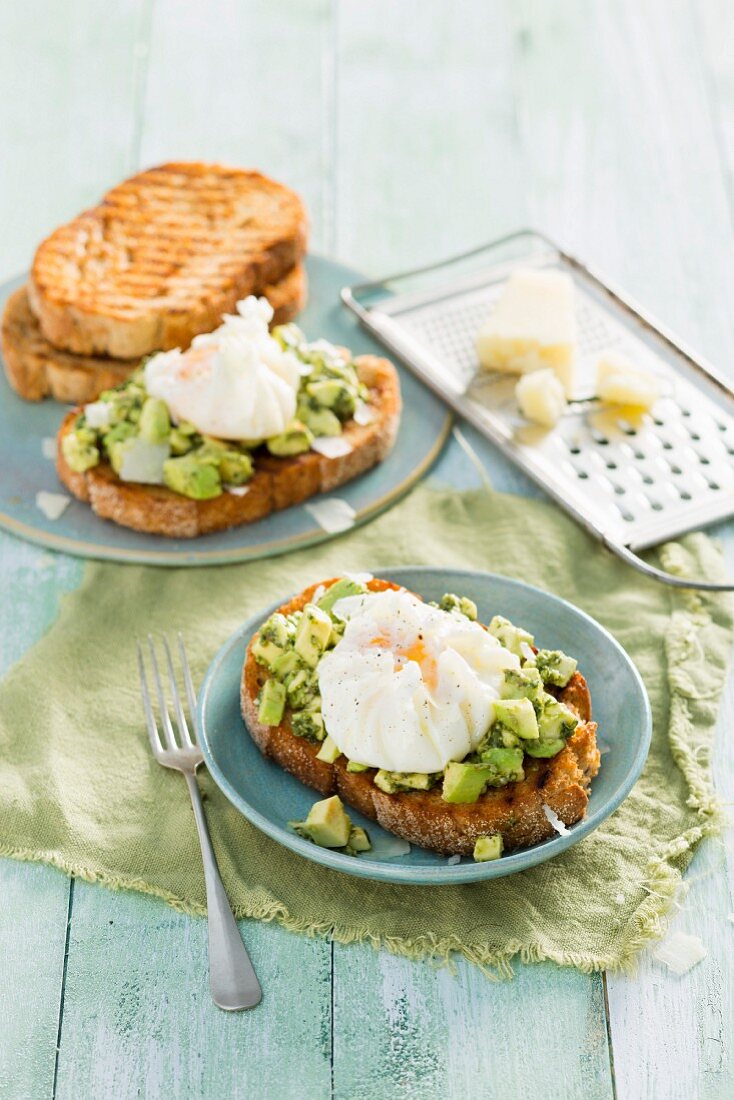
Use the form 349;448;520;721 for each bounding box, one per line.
0;534;83;1100
137;0;334;251
53;881;332;1100
0;0;151;284
334;0;527;274
332;947;613;1100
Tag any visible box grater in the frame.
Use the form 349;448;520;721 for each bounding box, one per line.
342;230;734;591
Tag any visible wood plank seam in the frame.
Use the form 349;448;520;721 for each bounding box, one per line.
51;878;74;1100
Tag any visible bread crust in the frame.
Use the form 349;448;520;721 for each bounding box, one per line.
2;267;307;403
240;579;601;856
56;356;400;538
29;163;308;358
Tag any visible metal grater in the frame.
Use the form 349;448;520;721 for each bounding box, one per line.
342;230;734;590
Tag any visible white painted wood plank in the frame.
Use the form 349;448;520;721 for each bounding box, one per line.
0;0;151;283
138;0;334;251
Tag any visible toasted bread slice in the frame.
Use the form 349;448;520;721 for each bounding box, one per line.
241;579;601;856
56;355;400;538
30;163;307;358
2;266;307;403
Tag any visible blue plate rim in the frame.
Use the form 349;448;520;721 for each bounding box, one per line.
197;566;653;885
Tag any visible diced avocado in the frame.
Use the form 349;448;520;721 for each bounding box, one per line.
303;795;351;848
473;834;503;862
220;450;253;486
260;613;289;648
294;604;333;667
346;760;370;773
537;696;578;741
290;707;325;742
315;735;341;763
271;649;300;681
442;761;492;804
285;668;316;708
487;615;534;656
346;826;371;853
251;636;285;669
138;397;171;444
62;431;99;472
169;428;194;455
473;746;525;786
436;593;478;620
524;738;565;758
177;420;198;436
529;649;578;688
162;454;221;499
306;379;358;420
374;770;435;794
492;697;539;740
501;666;543;702
317;577;367;613
298;404;342;437
266;420;313;456
258;679;286;726
102;419;136;456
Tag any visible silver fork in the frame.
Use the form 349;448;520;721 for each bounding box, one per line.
138;633;262;1011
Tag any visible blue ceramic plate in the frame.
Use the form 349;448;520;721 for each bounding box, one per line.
198;567;652;884
0;257;450;565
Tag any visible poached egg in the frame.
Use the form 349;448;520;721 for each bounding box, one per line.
144;296;304;441
317;589;519;773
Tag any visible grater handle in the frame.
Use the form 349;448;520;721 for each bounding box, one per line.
603;539;734;592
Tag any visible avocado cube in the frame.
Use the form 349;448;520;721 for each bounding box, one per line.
294;604;333;667
347;826;371;852
473;834;503;862
317;577;367;613
537;697;578;740
260;613;290;648
61;431;99;473
315;735;341;763
487;615;534;657
501;667;543;703
298;404;343;438
437;593;478;620
373;770;399;794
524;738;565;758
474;746;525;786
303;795;351;848
220;450;253;486
266;420;313;456
306;378;348;409
163;454;221;500
252;636;285;670
138;397;171;444
285;668;317;708
441;762;493;804
346;760;370;773
258;679;286;726
169;428;194;455
530;649;578;688
290;707;325;741
271;649;300;681
492;697;539;740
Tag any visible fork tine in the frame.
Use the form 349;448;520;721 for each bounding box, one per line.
147;634;178;750
178;633;199;742
163;635;194;747
137;641;164;757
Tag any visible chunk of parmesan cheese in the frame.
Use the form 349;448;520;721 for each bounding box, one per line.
595;351;662;411
543;803;570;836
653;931;708;975
35;491;71;521
515;368;568;428
41;437;56;460
304;498;356;534
310;436;353;459
369;835;411;859
476;270;577;394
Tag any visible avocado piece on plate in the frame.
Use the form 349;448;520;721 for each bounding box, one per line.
473;834;503;862
302;795;351;848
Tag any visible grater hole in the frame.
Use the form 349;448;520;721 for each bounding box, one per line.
689;431;701;441
577;470;589;480
700;456;710;465
613;485;626;495
679;490;692;501
708;481;720;491
662;441;673;450
653;417;664;427
668;464;682;475
568;446;581;455
606;461;617;470
681;409;691;418
618;507;634;521
649;501;663;511
591;430;609;445
642;475;654;484
633;449;645;460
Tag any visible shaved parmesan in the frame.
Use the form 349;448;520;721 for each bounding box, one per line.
447;854;461;866
353;402;375;426
118;439;169;485
225;485;250;497
41;437;56;460
543;803;570;836
84;400;112;429
312;585;326;603
35;491;71;521
597;737;612;755
304;498;356;534
370;835;411;860
310;436;353;459
653;931;708;975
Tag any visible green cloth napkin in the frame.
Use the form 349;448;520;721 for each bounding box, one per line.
0;486;731;975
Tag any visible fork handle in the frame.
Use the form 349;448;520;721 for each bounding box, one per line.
184;772;262;1010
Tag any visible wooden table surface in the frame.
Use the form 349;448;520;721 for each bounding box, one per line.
1;3;733;1097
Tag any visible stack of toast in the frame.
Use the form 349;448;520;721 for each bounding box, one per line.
2;163;308;402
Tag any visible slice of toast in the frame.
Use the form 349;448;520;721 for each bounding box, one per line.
2;266;307;403
56;355;400;538
29;163;308;358
241;579;601;856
